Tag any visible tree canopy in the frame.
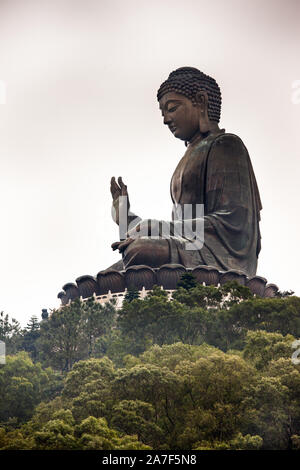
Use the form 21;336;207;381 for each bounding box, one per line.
1;279;300;450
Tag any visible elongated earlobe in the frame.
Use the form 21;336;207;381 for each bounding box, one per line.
196;91;210;133
199;109;210;133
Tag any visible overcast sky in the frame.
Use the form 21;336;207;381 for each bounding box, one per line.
0;0;299;326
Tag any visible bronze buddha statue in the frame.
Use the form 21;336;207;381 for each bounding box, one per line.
110;67;262;277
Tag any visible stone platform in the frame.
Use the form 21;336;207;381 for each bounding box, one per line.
58;264;279;307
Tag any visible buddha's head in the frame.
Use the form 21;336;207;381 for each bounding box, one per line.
157;67;222;142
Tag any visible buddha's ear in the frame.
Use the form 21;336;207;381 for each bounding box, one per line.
195;90;208;108
195;90;210;133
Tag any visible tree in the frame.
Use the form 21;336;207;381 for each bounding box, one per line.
240;375;290;449
0;352;59;424
0;311;21;354
61;357;116;422
264;358;300;449
62;357;115;400
177;272;197;290
81;298;116;358
39;300;84;372
116;282;258;355
118;285;208;353
175;351;256;448
226;296;300;338
74;416;151;450
112;363;182;445
39;299;117;372
193;433;263;450
0;413;151;450
242;330;295;370
21;316;41;362
124;287;140;302
2;283;300;450
110;400;163;447
172;284;223;309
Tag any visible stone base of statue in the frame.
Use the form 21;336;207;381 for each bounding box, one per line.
58;264;279;309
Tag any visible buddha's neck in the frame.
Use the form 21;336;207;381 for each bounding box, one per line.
186;124;222;147
186;132;203;146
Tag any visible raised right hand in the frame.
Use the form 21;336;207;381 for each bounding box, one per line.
110;176;130;226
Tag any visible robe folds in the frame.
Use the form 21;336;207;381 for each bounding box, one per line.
167;130;262;277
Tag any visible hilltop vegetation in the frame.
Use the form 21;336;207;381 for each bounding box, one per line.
1;277;300;450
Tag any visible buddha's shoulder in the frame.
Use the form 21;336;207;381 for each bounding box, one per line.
210;132;248;152
190;132;248;157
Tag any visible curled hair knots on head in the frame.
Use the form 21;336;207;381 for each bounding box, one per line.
157;66;222;123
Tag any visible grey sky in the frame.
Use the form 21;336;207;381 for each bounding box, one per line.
0;0;299;325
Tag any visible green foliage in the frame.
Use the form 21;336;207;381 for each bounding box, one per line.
194;433;263;450
0;352;61;424
224;296;300;339
110;400;163;447
176;272;197;290
0;409;150;449
0;311;21;354
243;330;295;369
1;282;300;450
38;300;83;372
124;287;140;302
116;282;256;356
81;298;116;357
20;316;41;362
118;285;208;353
74;416;150;450
38;298;116;371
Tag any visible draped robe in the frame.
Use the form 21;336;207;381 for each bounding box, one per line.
120;130;262;277
168;130;262;276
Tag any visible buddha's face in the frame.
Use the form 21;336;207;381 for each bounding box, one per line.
159;92;200;142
